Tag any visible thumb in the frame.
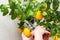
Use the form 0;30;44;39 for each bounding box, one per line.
44;31;50;37
45;31;50;35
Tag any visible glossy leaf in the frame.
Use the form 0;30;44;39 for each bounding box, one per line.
26;10;31;18
20;15;26;22
18;21;24;29
8;0;17;9
17;0;21;3
56;11;60;21
53;0;59;10
11;9;18;20
45;0;52;9
34;3;41;11
0;4;8;16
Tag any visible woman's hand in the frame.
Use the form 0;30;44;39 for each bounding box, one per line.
32;26;50;40
32;26;47;35
22;25;50;40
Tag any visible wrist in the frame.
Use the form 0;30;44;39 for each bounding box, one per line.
22;33;33;40
34;35;43;40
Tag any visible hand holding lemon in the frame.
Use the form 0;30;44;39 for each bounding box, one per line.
22;26;50;40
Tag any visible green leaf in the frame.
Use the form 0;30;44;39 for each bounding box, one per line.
8;0;16;2
41;2;47;8
45;23;53;29
50;24;57;36
8;0;17;9
17;0;21;3
24;3;33;18
0;5;1;10
26;16;34;24
9;9;14;15
42;11;47;16
56;11;60;22
0;4;8;16
53;0;59;10
11;9;18;20
15;4;23;15
44;15;52;22
9;5;23;20
26;10;31;18
18;21;24;29
20;15;26;22
58;24;60;29
25;3;32;12
45;0;52;9
50;28;57;36
45;0;52;3
34;3;41;11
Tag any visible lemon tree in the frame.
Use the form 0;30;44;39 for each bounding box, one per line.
0;0;60;38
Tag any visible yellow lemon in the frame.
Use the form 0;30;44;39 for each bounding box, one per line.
23;28;31;37
52;36;55;40
18;28;23;32
35;10;43;20
17;15;22;19
56;35;58;40
52;35;58;40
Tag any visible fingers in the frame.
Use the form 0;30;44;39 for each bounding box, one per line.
45;31;50;34
37;25;50;34
36;25;46;30
33;25;50;35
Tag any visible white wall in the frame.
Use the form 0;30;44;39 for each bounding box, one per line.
0;0;60;40
0;13;22;40
0;0;22;40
